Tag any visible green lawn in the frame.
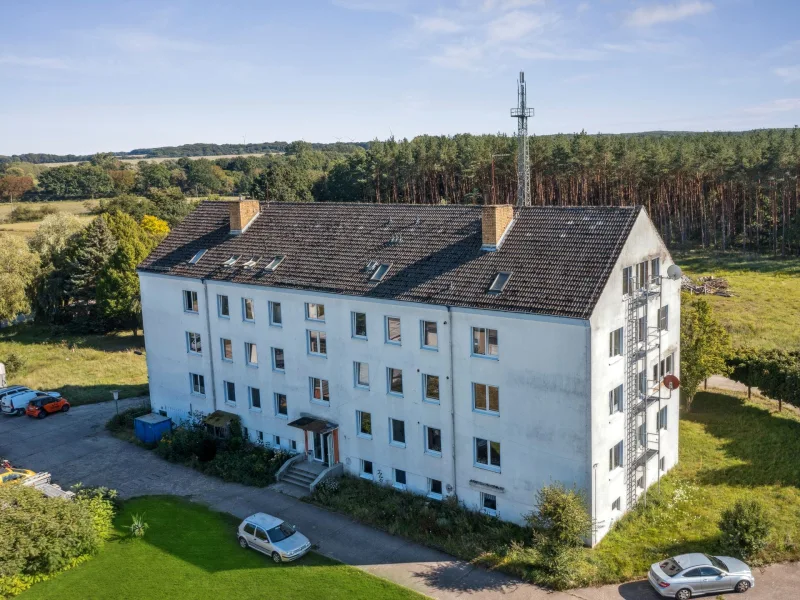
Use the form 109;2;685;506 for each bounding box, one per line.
676;250;800;350
0;326;148;405
589;390;800;583
18;497;423;600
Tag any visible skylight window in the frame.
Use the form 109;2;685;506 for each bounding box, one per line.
242;256;261;269
488;272;511;293
371;263;391;282
223;255;241;267
264;255;286;272
188;249;207;264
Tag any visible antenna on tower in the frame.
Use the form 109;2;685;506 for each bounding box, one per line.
510;71;534;206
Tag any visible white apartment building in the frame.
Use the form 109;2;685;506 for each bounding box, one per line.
138;199;680;544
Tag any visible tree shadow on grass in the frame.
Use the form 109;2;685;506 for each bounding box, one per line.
115;496;332;574
60;383;149;406
410;561;526;595
686;392;800;488
0;324;144;353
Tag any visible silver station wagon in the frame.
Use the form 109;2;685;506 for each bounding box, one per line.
237;512;311;563
649;553;755;599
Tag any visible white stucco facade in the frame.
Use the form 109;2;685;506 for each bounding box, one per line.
138;209;679;544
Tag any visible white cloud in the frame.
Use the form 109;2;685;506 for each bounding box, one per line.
415;16;464;33
332;0;407;12
577;2;590;14
0;54;70;69
487;10;549;43
625;2;714;28
427;42;486;70
482;0;543;10
773;66;800;83
743;98;800;115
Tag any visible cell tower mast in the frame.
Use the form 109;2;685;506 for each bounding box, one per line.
510;71;534;206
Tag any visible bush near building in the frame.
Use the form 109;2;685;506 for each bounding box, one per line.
140;415;291;487
0;486;117;598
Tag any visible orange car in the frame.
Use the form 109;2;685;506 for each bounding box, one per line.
25;394;70;419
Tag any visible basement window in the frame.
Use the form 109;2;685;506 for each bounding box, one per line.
488;272;511;293
264;255;286;272
223;255;241;267
371;263;391;282
242;256;261;269
188;249;207;264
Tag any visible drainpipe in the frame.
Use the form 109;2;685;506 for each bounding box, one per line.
447;306;457;499
201;279;218;414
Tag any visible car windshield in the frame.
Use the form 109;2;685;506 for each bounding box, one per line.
659;558;683;576
267;522;296;543
706;555;728;572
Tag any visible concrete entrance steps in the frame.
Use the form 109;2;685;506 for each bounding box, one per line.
280;460;326;490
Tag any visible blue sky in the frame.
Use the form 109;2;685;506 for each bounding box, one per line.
3;0;800;155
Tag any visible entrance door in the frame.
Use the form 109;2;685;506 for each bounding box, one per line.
313;432;330;464
313;432;324;462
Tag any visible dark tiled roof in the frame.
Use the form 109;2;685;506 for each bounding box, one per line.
138;202;641;320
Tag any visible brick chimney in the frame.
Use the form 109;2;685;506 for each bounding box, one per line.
481;204;514;250
229;199;260;235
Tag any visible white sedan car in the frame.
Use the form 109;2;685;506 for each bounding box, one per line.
649;553;755;598
237;513;311;563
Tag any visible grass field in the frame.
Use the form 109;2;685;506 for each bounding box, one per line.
587;389;800;583
677;250;800;350
18;496;422;600
0;326;148;405
0;200;96;239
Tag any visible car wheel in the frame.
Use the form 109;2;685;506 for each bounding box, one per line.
238;537;248;549
16;409;25;416
675;589;692;600
735;580;751;593
271;552;282;564
37;411;46;419
61;404;70;412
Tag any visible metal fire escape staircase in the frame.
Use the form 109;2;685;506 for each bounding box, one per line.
624;274;664;509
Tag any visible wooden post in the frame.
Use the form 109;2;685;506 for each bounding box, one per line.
704;378;707;390
748;385;752;399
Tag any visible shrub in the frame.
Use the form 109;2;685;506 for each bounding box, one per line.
719;499;772;561
6;204;58;223
154;420;290;486
2;352;26;376
72;486;119;542
105;403;151;433
526;483;593;549
127;513;149;538
0;483;116;585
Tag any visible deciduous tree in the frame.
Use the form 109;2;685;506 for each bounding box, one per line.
0;233;40;322
680;294;733;409
0;175;34;203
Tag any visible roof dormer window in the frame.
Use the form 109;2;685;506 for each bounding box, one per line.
488;272;511;293
188;249;207;264
264;255;286;272
371;263;391;282
223;255;241;267
242;256;261;269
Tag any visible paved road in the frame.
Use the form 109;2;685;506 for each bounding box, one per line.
1;399;797;600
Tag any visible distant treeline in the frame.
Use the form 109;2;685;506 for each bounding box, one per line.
0;141;368;165
4;130;800;254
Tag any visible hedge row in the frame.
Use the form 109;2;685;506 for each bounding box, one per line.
727;348;800;409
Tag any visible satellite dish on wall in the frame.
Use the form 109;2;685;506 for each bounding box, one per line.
667;264;683;281
663;374;680;390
